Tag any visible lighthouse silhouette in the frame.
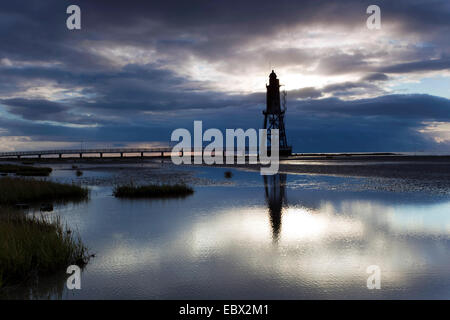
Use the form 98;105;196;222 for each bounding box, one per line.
263;70;292;156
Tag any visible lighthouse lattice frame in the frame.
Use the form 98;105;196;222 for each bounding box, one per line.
263;70;292;156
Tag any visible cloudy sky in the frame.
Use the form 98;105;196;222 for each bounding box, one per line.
0;0;449;152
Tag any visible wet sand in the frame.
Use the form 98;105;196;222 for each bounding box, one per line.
1;154;450;194
280;155;450;178
210;155;450;195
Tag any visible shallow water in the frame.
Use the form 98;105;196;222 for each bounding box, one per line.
3;163;450;299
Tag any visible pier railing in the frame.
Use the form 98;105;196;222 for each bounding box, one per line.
0;147;260;159
0;147;174;158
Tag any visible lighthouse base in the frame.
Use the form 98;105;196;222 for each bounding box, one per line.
266;146;292;157
279;146;292;156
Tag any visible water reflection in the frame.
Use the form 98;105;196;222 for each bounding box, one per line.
3;166;450;299
0;271;67;300
264;174;287;242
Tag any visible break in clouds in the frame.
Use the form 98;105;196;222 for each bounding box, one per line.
0;0;449;152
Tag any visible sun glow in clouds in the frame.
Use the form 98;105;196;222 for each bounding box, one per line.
419;122;450;144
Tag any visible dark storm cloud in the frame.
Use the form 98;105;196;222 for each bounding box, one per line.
362;73;389;82
316;53;372;75
379;57;450;74
2;93;449;152
290;87;323;99
2;0;449;71
289;78;386;99
0;60;264;118
318;55;450;77
322;81;375;94
1;0;448;78
0;98;106;125
282;94;450;152
1;98;65;120
293;94;450;121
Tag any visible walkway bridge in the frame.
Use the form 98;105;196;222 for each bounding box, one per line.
0;147;175;159
0;147;266;160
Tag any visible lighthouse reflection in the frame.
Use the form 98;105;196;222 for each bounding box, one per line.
263;173;287;242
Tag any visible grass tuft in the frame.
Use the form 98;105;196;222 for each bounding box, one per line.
113;183;194;198
0;210;90;288
0;164;52;177
0;177;88;205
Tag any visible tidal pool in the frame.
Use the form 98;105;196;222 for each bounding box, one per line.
3;163;450;299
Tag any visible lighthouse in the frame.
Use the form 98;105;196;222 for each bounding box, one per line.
263;70;292;156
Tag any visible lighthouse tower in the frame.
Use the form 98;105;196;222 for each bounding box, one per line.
263;70;292;156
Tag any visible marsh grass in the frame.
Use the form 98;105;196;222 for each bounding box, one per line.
0;164;52;177
0;210;90;288
0;177;88;205
113;183;194;198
